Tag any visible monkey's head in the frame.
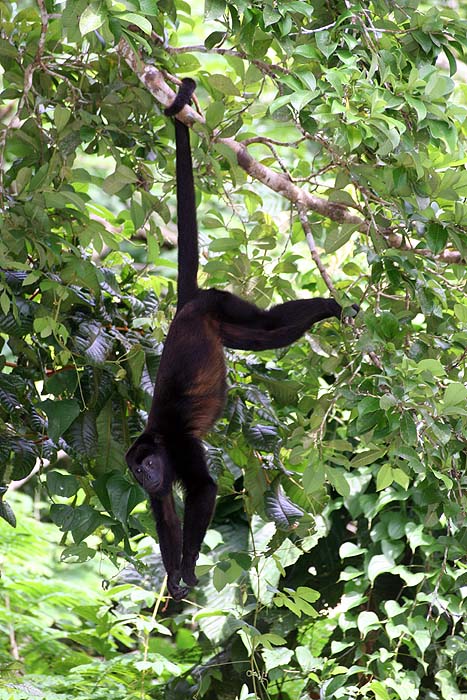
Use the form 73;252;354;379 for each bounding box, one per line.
126;434;172;497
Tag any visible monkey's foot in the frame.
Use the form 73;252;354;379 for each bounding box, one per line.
181;556;199;587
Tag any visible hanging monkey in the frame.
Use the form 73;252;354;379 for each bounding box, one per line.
126;79;357;600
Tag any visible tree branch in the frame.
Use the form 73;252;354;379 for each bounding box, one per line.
151;32;291;77
297;207;338;296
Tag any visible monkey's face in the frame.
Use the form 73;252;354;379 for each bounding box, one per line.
126;436;171;497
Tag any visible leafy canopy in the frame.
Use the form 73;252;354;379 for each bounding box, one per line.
1;1;467;699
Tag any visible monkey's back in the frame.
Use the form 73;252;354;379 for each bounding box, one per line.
150;300;227;439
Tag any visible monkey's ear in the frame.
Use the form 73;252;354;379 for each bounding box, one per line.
125;445;139;471
125;435;150;469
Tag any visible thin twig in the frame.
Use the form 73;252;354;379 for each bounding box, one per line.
297;206;337;296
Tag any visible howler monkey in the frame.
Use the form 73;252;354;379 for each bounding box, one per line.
126;78;354;601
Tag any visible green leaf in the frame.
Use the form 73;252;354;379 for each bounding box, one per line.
406;96;427;122
265;484;303;530
40;399;81;443
326;467;350;497
209;237;241;252
444;382;467;407
213;559;243;591
51;503;103;542
103;165;138;195
47;471;80;498
139;0;159;15
205;31;227;50
392;468;410;490
430;420;452;444
376;463;394;491
106;473;141;523
378;311;399;340
424;74;454;100
339;542;366;558
54;105;71;132
425;222;448;254
130;199;145;230
118;12;152;35
64;411;98;457
358;396;381;416
454;304;467;323
367;553;395;583
0;292;9;315
400;413;417;445
417;359;446;376
245;424;279;451
368;680;390;700
206;101;225;129
352;448;387;468
205;0;226;20
208;74;240;96
79;3;105;35
324;224;358;253
262;647;293;671
442;46;457;76
357;611;379;636
0;497;16;527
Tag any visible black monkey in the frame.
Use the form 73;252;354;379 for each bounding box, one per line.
126;78;355;600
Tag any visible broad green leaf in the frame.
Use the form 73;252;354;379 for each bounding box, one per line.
206;101;225;129
47;471;80;498
103;165;138;195
417;359;446;376
139;0;159;15
443;382;467;407
0;497;16;527
205;0;226;20
326;467;350;497
424;74;454;100
357;610;379;636
368;680;390;700
454;304;467;323
351;452;387;468
208;74;240;96
262;647;293;671
339;542;366;558
118;12;152;34
79;3;105;35
367;554;395;583
400;413;417;445
392;468;410;490
425;222;448;254
376;463;394;491
324;224;358;253
40;399;81;443
54;105;71;132
265;484;303;530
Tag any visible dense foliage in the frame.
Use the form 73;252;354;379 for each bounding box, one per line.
1;1;467;698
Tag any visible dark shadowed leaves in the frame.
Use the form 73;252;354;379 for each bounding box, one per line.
265;483;304;530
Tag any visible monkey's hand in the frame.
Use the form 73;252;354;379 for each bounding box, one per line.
167;570;188;601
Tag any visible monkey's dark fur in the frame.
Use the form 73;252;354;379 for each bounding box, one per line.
126;79;354;600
